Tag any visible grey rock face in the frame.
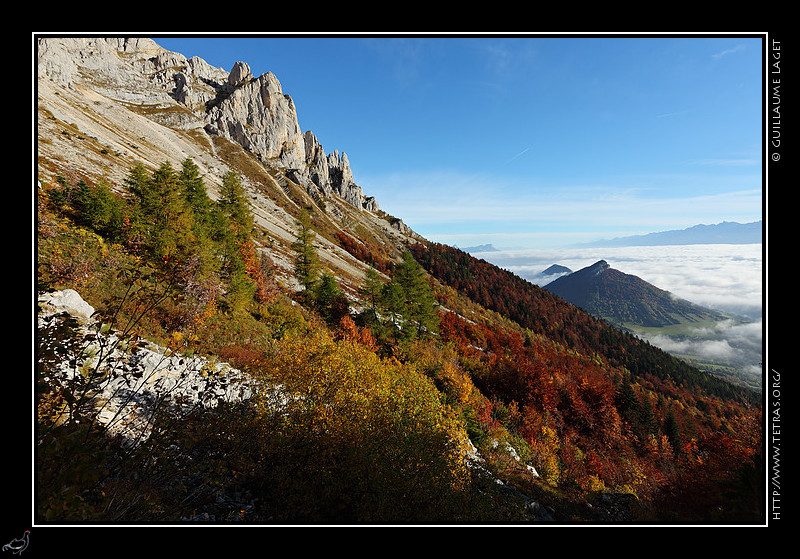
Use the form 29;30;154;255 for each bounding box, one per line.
206;71;306;170
37;36;379;212
227;61;254;87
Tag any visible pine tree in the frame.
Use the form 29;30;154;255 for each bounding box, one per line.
125;161;196;262
291;208;320;296
388;251;439;339
218;170;253;242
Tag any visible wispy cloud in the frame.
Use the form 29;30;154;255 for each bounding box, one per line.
505;147;531;165
655;111;686;119
712;44;746;59
365;169;762;242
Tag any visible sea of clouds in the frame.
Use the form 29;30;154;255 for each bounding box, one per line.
479;243;763;319
477;243;764;384
643;318;763;378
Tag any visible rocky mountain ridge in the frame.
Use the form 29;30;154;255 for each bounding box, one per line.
37;37;377;212
36;36;418;297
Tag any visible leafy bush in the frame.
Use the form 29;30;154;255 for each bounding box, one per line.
245;328;500;522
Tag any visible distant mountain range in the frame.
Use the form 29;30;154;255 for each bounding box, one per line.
574;220;762;248
544;260;730;328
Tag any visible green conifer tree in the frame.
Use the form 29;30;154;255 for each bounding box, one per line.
291;208;320;296
663;409;682;454
125;161;196;262
218;170;253;242
380;278;406;333
179;159;215;236
72;179;124;239
315;272;350;324
387;251;439;339
360;267;384;313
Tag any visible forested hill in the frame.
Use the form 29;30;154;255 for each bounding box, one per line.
411;242;758;405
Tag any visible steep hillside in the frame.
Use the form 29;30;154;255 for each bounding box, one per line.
543;260;761;391
412;242;757;404
34;36;764;527
36;37;416;298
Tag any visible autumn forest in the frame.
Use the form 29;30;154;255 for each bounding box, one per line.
36;159;764;525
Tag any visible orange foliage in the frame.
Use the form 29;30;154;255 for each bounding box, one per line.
337;315;377;352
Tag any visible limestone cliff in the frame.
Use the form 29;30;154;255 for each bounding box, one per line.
36;36;379;212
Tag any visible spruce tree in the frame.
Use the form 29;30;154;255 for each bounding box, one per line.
179;158;215;237
125;161;196;261
123;162;150;200
73;179;123;239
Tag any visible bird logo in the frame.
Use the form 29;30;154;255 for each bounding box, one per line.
2;531;29;555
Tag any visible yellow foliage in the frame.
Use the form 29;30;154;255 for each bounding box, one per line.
251;327;479;520
586;474;606;493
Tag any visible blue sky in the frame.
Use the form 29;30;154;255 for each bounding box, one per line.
155;34;764;249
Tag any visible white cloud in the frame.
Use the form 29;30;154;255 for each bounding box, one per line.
645;334;740;361
482;244;764;384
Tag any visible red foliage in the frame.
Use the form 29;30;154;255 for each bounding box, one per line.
476;398;501;433
337;315;378;352
335;232;393;275
408;241;764;516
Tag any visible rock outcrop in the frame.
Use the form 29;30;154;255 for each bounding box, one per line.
37;289;262;445
36;37;379;212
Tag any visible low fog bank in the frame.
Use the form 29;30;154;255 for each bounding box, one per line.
640;318;763;381
478;244;763;320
